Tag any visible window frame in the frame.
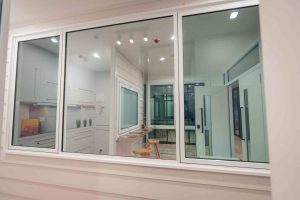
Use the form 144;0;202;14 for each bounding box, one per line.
7;31;64;153
4;0;269;171
117;78;140;135
178;0;269;169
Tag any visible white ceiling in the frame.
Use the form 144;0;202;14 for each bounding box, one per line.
13;1;260;82
66;16;174;74
28;37;60;55
183;6;260;81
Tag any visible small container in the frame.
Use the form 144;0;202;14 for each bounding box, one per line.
76;120;81;128
89;119;92;126
83;120;87;127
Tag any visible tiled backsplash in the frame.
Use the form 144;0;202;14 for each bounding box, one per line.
66;106;95;129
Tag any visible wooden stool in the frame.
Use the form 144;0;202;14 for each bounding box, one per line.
148;139;160;159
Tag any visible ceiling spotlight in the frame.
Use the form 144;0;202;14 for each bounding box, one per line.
116;34;122;45
230;11;238;19
51;37;58;43
93;53;101;59
129;33;134;44
160;57;165;61
171;35;175;40
143;32;148;42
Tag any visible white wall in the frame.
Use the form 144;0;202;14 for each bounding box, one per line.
0;0;10;151
0;1;272;199
259;0;300;199
94;70;110;154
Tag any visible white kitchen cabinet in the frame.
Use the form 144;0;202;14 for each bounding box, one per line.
94;127;109;155
66;65;96;105
39;84;57;104
65;128;94;154
19;64;40;103
18;132;55;148
18;42;59;105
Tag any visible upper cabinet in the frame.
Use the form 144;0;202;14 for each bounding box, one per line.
18;43;41;103
18;40;59;105
66;65;96;105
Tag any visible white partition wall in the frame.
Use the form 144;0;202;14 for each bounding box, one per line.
0;0;10;156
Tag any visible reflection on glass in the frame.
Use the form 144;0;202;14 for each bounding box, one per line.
120;86;138;130
183;6;269;162
150;85;174;125
12;36;60;148
64;17;175;159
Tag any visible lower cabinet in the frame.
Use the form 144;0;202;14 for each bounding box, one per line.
18;132;55;148
65;128;94;154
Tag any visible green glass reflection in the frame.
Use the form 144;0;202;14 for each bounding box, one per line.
182;6;269;163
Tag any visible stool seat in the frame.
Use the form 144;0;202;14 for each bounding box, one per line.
133;147;151;157
148;139;160;145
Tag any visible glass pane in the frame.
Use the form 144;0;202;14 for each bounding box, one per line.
183;6;269;163
12;36;60;149
64;16;175;160
150;85;174;125
228;44;260;81
120;87;138;130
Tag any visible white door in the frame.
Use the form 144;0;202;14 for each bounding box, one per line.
194;86;231;158
239;67;268;162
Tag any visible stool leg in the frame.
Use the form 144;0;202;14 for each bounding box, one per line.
154;144;160;159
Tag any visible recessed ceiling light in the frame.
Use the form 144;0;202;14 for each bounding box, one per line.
160;57;165;61
93;53;101;59
143;37;148;42
171;35;175;40
116;40;122;45
129;33;134;44
51;37;58;43
230;11;238;19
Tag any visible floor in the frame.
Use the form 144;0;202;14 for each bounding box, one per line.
234;135;243;160
147;135;243;161
147;143;196;160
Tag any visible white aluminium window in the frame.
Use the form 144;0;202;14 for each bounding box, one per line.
6;0;269;170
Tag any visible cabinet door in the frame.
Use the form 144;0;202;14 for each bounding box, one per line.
39;84;57;104
20;65;40;103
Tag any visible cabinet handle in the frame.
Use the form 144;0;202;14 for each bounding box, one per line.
78;88;93;93
74;135;92;141
34;68;38;98
46;81;57;85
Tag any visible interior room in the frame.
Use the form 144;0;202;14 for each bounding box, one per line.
11;6;268;162
182;6;268;163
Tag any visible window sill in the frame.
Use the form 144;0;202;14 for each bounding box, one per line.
3;149;270;177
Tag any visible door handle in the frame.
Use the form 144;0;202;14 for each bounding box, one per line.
200;108;204;133
243;89;251;142
240;107;245;140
